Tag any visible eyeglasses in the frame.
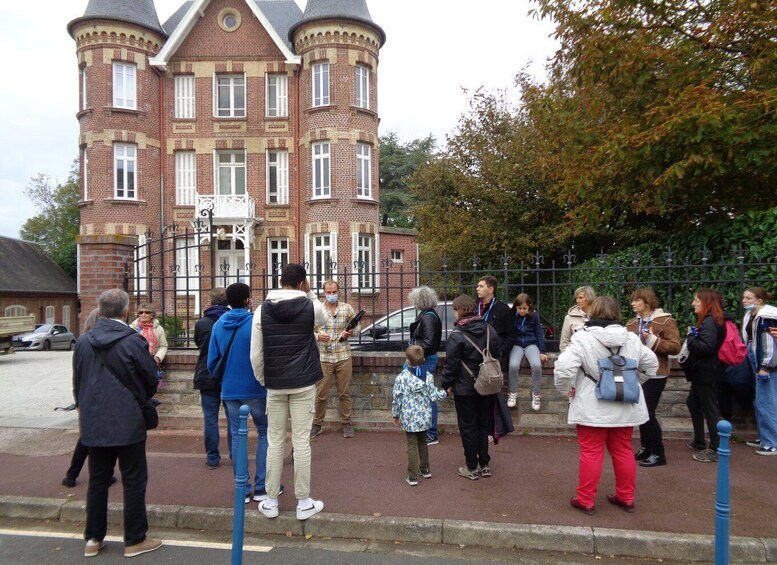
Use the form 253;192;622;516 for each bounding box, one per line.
139;311;154;315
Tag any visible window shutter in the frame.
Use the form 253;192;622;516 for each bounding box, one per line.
330;231;338;278
304;233;310;270
351;232;358;289
374;233;380;291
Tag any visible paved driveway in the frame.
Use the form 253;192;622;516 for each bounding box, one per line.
0;350;77;430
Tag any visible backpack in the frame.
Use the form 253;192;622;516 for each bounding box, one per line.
718;320;747;366
582;338;641;403
455;328;503;395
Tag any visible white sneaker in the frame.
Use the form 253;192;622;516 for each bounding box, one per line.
258;500;279;518
296;499;324;520
531;393;541;411
507;392;517;408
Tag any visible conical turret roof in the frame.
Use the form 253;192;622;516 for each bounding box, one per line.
68;0;166;38
289;0;385;46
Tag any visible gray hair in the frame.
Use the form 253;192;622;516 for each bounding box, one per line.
210;287;228;306
408;286;438;310
574;285;596;305
83;308;100;332
98;289;129;319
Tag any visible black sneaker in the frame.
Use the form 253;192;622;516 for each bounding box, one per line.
61;476;76;488
687;441;707;451
426;437;439;446
405;475;418;486
693;449;718;463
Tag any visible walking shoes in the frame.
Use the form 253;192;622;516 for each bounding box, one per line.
607;494;635;513
639;454;667;467
124;538;163;558
569;497;595;515
84;539;104;558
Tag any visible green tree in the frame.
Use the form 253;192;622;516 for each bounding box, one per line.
20;160;80;278
411;90;566;268
522;0;777;243
379;132;436;228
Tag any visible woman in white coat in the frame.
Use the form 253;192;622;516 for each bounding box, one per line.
554;296;658;515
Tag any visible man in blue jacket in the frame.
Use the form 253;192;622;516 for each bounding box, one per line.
193;287;230;469
208;283;273;503
73;289;162;558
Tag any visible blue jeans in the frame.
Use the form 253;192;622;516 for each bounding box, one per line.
755;369;777;449
200;390;230;466
223;398;268;496
420;354;439;441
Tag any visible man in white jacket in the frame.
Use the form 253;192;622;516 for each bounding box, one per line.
250;264;328;520
554;296;658;515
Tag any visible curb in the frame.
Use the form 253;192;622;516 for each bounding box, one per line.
1;495;774;562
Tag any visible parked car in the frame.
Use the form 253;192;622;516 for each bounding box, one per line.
349;302;557;352
13;324;75;351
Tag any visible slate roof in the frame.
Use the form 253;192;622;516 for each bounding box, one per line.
289;0;385;46
162;0;193;36
68;0;166;38
0;237;77;295
256;0;304;51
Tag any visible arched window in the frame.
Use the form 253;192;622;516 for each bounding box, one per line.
4;305;26;317
45;306;55;324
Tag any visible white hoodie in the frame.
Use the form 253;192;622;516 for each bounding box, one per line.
742;304;777;369
554;324;658;427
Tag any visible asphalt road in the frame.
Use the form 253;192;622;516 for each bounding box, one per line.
0;350;76;429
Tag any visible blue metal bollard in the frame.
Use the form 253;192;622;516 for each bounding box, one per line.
714;419;732;565
231;404;249;565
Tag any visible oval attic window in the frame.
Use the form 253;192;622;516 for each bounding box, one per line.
223;14;238;29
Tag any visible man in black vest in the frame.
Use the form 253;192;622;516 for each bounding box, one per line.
250;263;328;521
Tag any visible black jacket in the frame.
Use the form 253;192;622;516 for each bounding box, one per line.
261;296;323;389
441;316;501;396
479;299;516;364
410;308;442;355
193;304;228;391
684;313;725;385
73;317;158;447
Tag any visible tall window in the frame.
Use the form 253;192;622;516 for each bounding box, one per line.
63;305;71;328
82;149;89;201
353;233;374;289
310;233;335;289
80;66;87;110
312;63;330;107
355;65;369;109
216;151;246;195
174;75;195;118
45;306;55;324
175;238;200;293
215;74;245;117
112;62;136;109
175;151;196;205
4;305;26;317
356;143;372;198
267;150;288;204
267;238;289;289
114;143;136;199
312;142;330;198
134;234;148;293
266;74;288;117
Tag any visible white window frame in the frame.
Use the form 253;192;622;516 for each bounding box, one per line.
114;143;137;199
83;149;89;201
112;62;136;109
266;74;288;117
267;238;289;289
391;249;404;263
352;233;375;290
214;74;246;118
80;66;87;110
266;150;289;204
45;306;55;324
215;151;246;195
175;151;196;205
175;238;200;294
356;143;372;198
355;65;369;109
174;75;195;119
4;305;26;317
63;305;71;328
308;232;337;290
134;234;148;293
312;62;330;107
312;142;330;198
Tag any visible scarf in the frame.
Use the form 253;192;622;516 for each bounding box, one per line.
139;320;158;356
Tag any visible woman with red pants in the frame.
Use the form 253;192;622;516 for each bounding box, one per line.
554;296;658;515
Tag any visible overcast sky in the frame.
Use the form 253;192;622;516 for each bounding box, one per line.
0;0;557;239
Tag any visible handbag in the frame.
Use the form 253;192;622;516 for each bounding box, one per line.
455;328;503;395
93;343;159;430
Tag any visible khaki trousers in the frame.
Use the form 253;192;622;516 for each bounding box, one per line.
265;385;315;500
313;358;353;425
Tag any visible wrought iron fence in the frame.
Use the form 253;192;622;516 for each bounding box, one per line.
124;229;777;350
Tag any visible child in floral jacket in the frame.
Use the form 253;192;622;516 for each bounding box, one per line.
392;345;448;486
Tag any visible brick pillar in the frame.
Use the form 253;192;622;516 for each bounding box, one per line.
77;234;138;332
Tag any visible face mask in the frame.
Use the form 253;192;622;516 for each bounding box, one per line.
744;303;756;311
325;295;338;304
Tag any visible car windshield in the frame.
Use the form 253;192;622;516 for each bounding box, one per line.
35;324;53;333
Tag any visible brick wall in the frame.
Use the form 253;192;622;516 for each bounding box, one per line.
0;294;78;332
